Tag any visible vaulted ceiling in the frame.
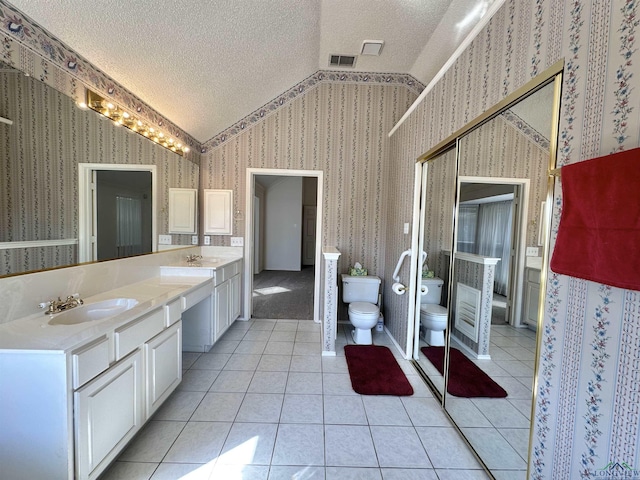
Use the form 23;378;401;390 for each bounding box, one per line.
9;0;496;142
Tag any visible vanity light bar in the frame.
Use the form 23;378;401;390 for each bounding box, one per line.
84;90;190;156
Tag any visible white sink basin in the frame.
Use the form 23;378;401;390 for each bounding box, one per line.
48;298;139;325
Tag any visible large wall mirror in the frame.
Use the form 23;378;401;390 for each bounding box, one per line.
0;63;200;277
412;62;562;479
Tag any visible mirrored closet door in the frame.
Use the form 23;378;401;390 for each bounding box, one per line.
411;62;563;479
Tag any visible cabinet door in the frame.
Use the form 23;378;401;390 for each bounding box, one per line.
204;189;233;235
146;322;182;417
524;280;541;327
168;188;197;234
75;350;143;480
230;273;241;323
215;280;231;339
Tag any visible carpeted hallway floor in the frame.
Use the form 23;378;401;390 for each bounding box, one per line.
252;267;315;320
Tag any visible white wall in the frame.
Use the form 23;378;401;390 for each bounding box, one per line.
265;177;302;271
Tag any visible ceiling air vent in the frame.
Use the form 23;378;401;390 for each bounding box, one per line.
329;54;356;68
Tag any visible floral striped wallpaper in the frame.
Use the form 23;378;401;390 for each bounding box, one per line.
202;81;419;285
387;0;640;478
0;70;200;276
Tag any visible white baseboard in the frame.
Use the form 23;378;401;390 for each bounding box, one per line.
450;335;491;360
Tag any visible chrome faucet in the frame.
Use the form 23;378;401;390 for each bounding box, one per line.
39;294;84;315
186;254;202;265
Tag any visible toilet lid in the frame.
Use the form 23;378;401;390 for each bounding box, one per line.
420;304;448;317
349;302;379;315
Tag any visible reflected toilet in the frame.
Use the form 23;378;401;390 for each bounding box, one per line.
420;277;448;346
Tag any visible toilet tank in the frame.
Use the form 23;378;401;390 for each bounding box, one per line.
341;275;381;303
421;277;444;304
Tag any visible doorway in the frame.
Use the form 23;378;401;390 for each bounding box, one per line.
78;164;157;263
244;168;323;322
456;179;528;326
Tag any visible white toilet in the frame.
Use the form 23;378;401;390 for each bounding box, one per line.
341;274;381;345
420;277;448;346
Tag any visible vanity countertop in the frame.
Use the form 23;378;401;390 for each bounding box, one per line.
0;274;212;353
160;256;242;274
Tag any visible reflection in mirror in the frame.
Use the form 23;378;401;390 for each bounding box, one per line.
0;63;199;277
95;171;153;261
446;80;557;477
414;147;457;398
412;71;560;479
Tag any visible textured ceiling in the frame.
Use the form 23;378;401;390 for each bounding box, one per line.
8;0;494;143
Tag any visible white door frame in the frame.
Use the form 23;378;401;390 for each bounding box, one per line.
78;163;157;263
245;168;324;322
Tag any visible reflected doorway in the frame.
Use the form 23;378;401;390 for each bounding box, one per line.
95;170;152;261
457;179;528;327
78;163;157;263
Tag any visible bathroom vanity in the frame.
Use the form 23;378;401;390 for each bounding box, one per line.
0;257;242;480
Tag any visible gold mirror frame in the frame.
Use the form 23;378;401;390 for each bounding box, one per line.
412;59;563;478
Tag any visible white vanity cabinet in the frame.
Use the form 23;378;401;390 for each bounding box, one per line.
181;259;243;349
146;321;182;416
524;267;541;327
0;295;184;480
75;349;144;480
215;259;242;340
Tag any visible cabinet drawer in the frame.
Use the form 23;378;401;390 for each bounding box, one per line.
181;282;213;310
72;335;110;389
214;261;240;285
165;299;181;327
114;309;164;360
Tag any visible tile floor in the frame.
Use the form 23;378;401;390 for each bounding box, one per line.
417;323;538;480
100;320;491;480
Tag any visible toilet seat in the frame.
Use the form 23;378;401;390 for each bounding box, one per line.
349;302;379;315
420;304;447;318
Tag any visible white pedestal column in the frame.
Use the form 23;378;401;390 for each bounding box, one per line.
322;247;341;356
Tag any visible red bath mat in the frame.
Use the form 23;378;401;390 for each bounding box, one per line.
422;346;507;398
344;345;413;396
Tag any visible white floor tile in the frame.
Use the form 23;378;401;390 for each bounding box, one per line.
370;426;432;468
325;466;382;479
257;354;292;372
271;424;325;466
211;464;270;479
362;396;412;426
286;372;323;394
218;422;277;465
380;468;438;480
267;465;325;479
248;371;289;394
236;340;268;355
209;370;255;393
280;393;324;424
322;373;358;395
164;421;232;463
224;353;262;371
191;392;244;421
324;395;367;425
415;426;482;469
236;393;284;423
117;420;185;462
325;425;378;467
290;354;323;372
100;461;158;480
152;391;205;421
178;369;220;392
150;462;214;480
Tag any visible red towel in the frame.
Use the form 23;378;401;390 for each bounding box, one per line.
550;147;640;291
